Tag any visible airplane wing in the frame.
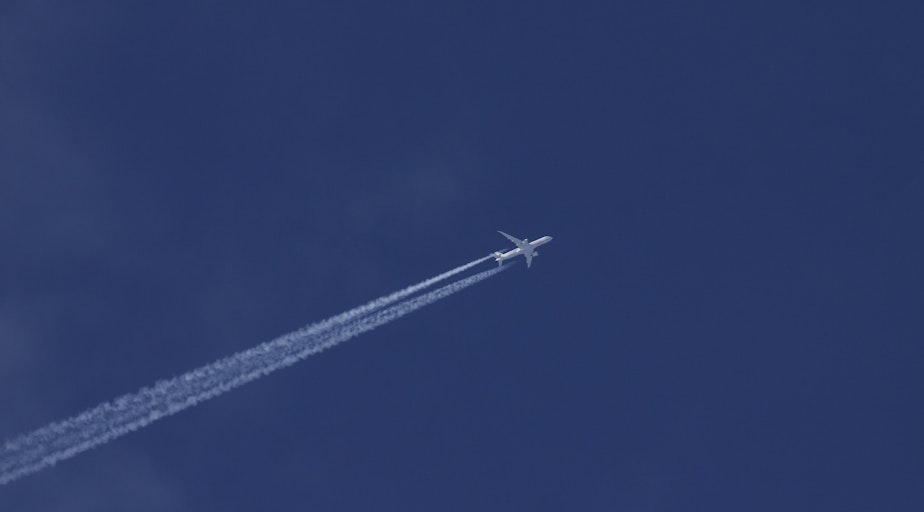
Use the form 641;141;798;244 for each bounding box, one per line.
524;252;533;268
498;230;525;247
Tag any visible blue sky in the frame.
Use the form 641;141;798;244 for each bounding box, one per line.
2;1;922;510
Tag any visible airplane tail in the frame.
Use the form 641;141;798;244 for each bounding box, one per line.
493;252;504;265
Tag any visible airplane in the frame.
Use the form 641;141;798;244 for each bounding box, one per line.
493;231;553;268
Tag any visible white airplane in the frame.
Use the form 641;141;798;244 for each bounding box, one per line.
493;231;553;268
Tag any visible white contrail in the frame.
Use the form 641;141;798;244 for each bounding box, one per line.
0;258;506;485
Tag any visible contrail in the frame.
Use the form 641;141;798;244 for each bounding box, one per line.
0;258;506;485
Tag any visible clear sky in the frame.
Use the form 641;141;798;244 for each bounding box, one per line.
2;1;922;510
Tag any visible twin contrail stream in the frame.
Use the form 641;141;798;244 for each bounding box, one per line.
0;256;505;485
